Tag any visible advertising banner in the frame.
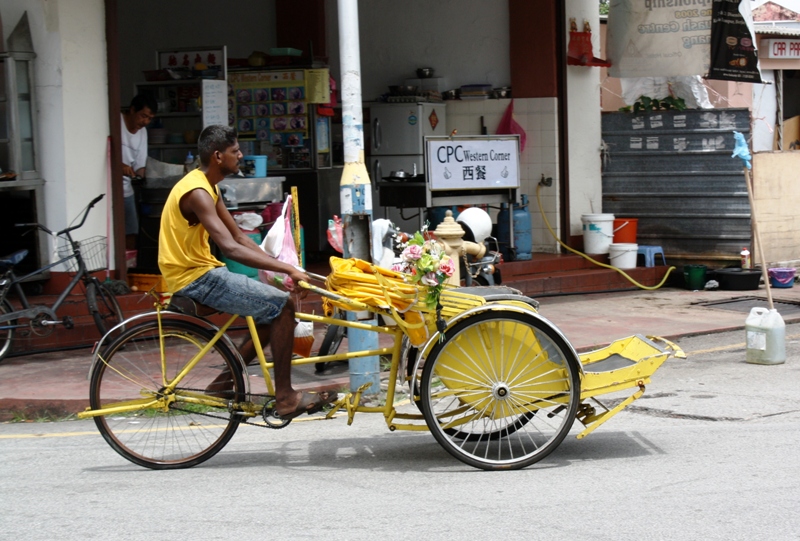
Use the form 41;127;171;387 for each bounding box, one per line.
706;0;763;82
607;0;713;78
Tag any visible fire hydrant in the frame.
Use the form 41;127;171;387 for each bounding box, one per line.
433;210;486;286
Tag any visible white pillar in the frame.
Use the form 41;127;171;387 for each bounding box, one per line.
337;0;378;394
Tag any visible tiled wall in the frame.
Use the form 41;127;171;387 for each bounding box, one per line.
445;97;562;253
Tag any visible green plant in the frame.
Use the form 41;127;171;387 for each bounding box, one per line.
619;95;687;113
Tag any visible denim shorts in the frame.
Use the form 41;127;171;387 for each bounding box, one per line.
124;195;139;235
177;267;289;324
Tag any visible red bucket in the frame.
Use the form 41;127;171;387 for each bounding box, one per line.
613;218;638;244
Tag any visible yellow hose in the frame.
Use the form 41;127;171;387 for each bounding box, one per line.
535;184;675;290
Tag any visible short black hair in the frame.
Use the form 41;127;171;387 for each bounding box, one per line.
130;93;158;114
198;125;238;166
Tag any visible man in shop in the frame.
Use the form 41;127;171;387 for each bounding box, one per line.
158;124;337;420
121;93;158;250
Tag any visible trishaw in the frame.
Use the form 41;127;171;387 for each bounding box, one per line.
78;257;684;471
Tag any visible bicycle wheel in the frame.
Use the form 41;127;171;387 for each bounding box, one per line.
86;281;124;337
420;310;581;471
0;299;16;362
89;319;245;469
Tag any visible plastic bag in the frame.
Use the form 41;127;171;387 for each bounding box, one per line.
327;215;343;253
259;196;299;289
293;320;315;357
496;99;527;152
233;212;263;231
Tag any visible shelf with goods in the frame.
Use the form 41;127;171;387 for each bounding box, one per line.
134;79;227;164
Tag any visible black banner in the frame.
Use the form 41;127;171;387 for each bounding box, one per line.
707;0;762;83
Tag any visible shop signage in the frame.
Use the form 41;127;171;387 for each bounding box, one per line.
760;39;800;59
425;136;519;191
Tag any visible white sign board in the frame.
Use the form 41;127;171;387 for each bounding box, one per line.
760;39;800;59
201;80;228;128
425;136;520;191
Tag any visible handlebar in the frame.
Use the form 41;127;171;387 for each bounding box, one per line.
14;194;105;237
55;194;104;236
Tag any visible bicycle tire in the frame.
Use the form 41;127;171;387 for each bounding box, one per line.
86;281;124;337
0;299;16;362
89;319;245;469
420;310;581;471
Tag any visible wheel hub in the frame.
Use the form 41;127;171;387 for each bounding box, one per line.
492;382;510;400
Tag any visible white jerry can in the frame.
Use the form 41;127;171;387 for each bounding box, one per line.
745;307;786;365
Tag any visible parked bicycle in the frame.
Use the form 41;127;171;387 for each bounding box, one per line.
0;194;124;361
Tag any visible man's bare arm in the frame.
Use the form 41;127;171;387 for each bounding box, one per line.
182;189;307;288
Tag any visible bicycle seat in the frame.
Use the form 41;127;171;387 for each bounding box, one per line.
166;294;221;318
0;250;28;271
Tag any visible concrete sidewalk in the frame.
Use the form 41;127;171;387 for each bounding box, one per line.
2;284;799;421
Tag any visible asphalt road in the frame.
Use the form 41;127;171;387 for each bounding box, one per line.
2;325;799;540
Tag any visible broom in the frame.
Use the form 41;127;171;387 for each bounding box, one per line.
732;131;773;310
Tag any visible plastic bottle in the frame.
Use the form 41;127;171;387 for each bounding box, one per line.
740;247;751;269
745;307;785;364
184;151;194;173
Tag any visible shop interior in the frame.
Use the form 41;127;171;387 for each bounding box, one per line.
114;0;518;280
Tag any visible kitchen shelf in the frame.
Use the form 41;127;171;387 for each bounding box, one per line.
136;78;227;163
149;143;197;149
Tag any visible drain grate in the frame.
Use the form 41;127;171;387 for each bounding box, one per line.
696;296;800;316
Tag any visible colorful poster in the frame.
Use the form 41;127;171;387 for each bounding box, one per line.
228;70;311;168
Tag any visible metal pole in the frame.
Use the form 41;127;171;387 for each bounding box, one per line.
338;0;379;395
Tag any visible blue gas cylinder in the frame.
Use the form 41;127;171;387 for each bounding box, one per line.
496;195;532;261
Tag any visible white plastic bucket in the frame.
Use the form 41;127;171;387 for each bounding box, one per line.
581;213;615;254
609;242;638;269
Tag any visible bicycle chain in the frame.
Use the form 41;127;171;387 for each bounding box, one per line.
168;387;290;429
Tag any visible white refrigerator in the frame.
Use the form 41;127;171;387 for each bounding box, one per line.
368;102;447;231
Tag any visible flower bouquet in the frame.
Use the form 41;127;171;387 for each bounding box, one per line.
392;230;455;309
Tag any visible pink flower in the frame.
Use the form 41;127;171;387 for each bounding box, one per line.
391;262;406;272
421;272;439;286
402;244;423;261
438;256;455;277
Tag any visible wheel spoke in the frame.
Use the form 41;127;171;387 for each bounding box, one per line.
89;320;244;469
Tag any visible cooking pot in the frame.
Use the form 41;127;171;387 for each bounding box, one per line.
491;87;512;99
383;169;417;181
388;85;418;96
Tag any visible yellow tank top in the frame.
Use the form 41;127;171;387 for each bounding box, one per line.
158;169;225;292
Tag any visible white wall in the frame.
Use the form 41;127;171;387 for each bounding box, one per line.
752;69;778;152
117;0;278;105
446;98;562;253
565;0;603;238
2;0;109;265
325;0;511;102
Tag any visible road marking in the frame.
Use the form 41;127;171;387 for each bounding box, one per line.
0;413;344;439
685;332;800;356
0;430;100;439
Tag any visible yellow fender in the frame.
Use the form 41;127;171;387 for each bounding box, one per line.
410;301;585;381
